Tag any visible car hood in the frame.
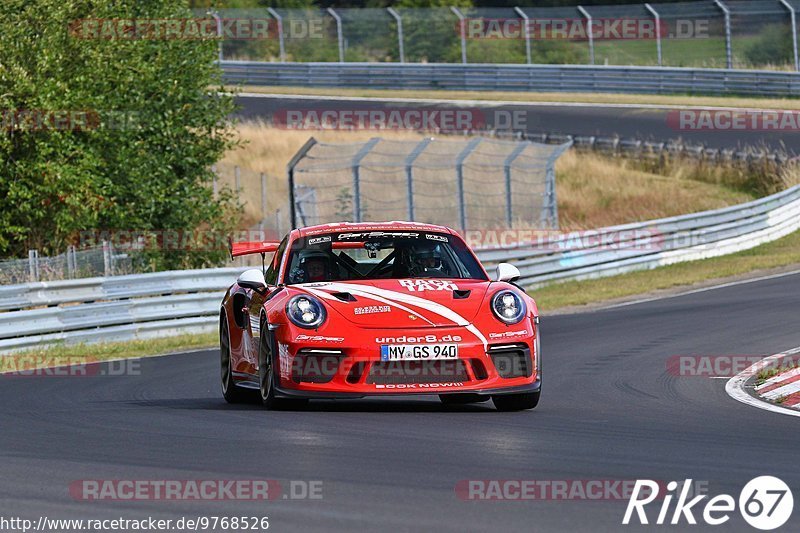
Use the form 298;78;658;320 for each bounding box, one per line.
293;279;491;329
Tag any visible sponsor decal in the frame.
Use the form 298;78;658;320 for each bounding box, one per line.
398;279;459;292
375;334;462;344
354;305;391;315
374;382;464;389
295;334;344;343
426;233;449;242
338;231;419;240
488;329;529;339
308;236;331;245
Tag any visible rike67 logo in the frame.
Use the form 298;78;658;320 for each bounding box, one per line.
623;476;793;530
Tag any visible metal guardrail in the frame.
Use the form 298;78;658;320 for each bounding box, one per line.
222;61;800;97
1;185;799;352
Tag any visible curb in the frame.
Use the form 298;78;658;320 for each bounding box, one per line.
726;346;800;417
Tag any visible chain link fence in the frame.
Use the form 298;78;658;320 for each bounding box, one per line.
209;1;800;70
287;136;571;232
0;245;137;284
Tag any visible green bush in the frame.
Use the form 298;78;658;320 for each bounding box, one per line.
0;0;239;270
742;25;793;67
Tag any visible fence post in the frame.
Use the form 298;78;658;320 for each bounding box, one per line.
351;138;381;222
287;137;318;229
780;0;799;72
234;166;241;197
450;7;468;64
206;10;223;62
260;172;268;227
67;245;76;278
644;3;662;66
266;7;286;62
211;165;218;198
102;241;112;277
503;143;528;227
455;138;482;232
542;141;573;229
404;137;433;221
514;7;532;65
327;8;345;63
276;209;282;237
577;6;595;65
387;7;405;63
28;249;39;282
714;0;733;69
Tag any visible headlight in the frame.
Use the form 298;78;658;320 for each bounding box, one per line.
491;290;526;324
286;295;326;329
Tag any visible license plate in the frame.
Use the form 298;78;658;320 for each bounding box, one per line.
380;344;459;361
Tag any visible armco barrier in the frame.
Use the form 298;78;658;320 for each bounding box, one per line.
221;62;800;97
1;184;800;352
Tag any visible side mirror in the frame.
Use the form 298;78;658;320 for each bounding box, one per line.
496;263;521;283
237;268;267;292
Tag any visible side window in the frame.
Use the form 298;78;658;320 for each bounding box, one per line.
264;237;287;286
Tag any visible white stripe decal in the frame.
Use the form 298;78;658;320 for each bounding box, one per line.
302;282;488;347
302;286;436;326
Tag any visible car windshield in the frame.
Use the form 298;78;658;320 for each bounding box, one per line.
284;231;487;284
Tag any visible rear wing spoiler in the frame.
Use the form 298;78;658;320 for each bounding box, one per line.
229;240;281;260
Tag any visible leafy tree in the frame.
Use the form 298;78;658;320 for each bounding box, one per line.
0;0;240;270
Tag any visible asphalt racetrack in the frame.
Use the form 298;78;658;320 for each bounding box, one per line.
235;94;800;155
3;271;800;531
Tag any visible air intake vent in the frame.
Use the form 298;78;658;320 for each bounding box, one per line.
453;289;471;299
331;292;357;302
488;343;532;378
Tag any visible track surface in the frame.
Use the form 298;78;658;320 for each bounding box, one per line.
236;95;800;155
3;272;800;531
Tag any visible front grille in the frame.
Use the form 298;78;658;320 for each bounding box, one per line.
367;360;469;385
292;349;343;384
488;343;532;378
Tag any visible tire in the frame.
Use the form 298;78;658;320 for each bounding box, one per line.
492;391;540;411
439;394;490;405
258;319;309;410
221;317;250;403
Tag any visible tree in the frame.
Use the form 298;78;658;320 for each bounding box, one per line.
0;0;240;269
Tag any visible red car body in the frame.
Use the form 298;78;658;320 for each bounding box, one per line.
219;221;541;411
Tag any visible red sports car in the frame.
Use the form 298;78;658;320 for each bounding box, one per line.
219;222;540;411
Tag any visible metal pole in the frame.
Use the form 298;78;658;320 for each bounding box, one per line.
514;7;532;65
714;0;733;69
404;138;433;221
267;7;286;62
327;8;345;63
503;143;528;227
577;6;594;65
542;141;573;229
454;138;482;232
351;138;381;222
781;0;799;72
286;137;318;229
260;172;267;225
206;11;223;62
234;165;241;195
28;249;38;282
644;3;662;66
450;6;467;64
387;7;405;63
211;164;218;198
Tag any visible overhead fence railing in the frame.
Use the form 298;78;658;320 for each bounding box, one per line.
206;1;800;70
2;185;800;353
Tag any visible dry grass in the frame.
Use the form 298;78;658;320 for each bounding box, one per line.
237;86;800;111
221;122;755;229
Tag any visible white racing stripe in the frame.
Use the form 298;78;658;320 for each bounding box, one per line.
299;282;489;348
302;285;436;326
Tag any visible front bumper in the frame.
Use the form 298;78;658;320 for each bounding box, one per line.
273;326;539;398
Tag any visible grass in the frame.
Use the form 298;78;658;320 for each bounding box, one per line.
235;85;800;111
529;228;800;312
221;122;757;230
0;333;217;372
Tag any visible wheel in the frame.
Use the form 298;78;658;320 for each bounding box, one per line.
258;321;279;409
221;317;250;403
258;320;309;410
492;391;540;411
439;394;490;405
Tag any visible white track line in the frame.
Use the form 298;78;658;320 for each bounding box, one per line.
237;92;791;113
725;346;800;417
